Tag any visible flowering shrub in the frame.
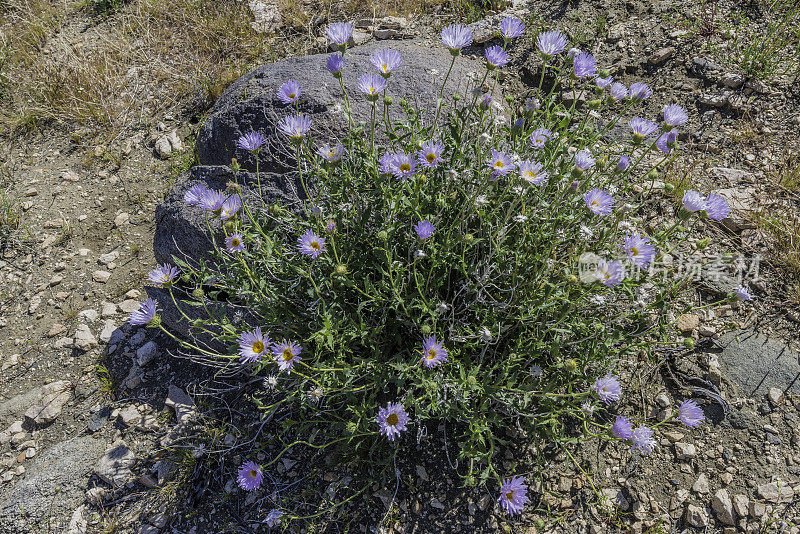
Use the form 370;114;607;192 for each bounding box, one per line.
133;19;741;524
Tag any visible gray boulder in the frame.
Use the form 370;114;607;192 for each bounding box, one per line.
718;330;800;398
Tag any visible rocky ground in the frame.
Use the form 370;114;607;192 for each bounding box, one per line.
1;0;799;532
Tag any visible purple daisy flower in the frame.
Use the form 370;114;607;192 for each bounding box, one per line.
237;461;263;491
265;509;283;528
414;220;435;240
370;48;402;76
592;374;622;404
612;415;634;440
238;327;270;363
596;259;625;287
226;232;245;253
297;229;326;258
734;285;752;301
357;72;388;100
656;129;678;154
376;402;410;441
536;30;568;56
663;104;688;127
441;24;473;54
677;400;705;428
418;140;443;168
573;52;597;78
617;155;631;171
389;152;416;180
488;149;516;176
682;190;707;212
379;151;396;175
220;194;242;220
529;127;551;150
519;160;548;185
584;188;614;216
326;53;345;77
498;475;529;516
705;193;730;220
629;117;659;140
596;75;613;89
623;233;656;269
277;80;302;105
629;82;652;101
198;189;226;212
485;45;510;69
236;131;267;152
147;263;180;285
500;16;525;40
318;142;345;163
184;183;209;206
273;339;302;371
421;335;448;368
326;22;353;46
574;149;596;172
278;114;312;141
128;298;157;326
609;82;628;100
630;425;657;454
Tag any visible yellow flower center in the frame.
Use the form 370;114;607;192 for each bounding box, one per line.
231;238;240;247
630;247;639;256
328;151;336;158
590;201;598;208
252;341;264;354
427;349;436;360
426;153;436;163
400;163;411;172
382;64;389;72
310;241;321;251
289;92;296;99
249;469;258;477
387;413;399;426
282;349;293;361
495;161;504;168
506;490;515;500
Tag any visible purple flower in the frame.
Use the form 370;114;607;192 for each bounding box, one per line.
273;339;302;371
376;402;410;441
630;425;657;454
421;335;448;368
265;509;283;528
596;75;613;89
326;53;345;76
623;233;656;269
524;97;540;112
529;127;551;150
379;152;396;175
734;285;752;301
480;93;493;110
488;149;515;176
238;327;269;363
278;114;311;140
596;259;625;287
370;48;402;76
485;45;510;69
617;155;631;171
418;140;443;168
357;72;388;99
147;264;180;285
389;152;416;180
629;117;659;140
536;30;568;56
592;374;622;404
609;82;628;100
184;183;209;206
326;22;353;46
705;193;730;220
663;104;688;127
298;229;326;258
325;219;336;233
220;194;242;220
441;24;473;54
198;189;226;212
574;149;595;172
226;232;245;253
414;220;435;240
519;160;548;185
656;129;678;154
277;80;302;104
677;400;705;428
128;298;157;326
573;52;597;78
236;132;267;152
612;416;634;439
318;142;345;163
629;82;652;101
500;16;525;40
498;475;529;516
682;190;707;212
584;188;614;216
237;461;263;491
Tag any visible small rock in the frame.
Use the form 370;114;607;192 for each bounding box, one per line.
136;341;159;367
23;380;74;425
98;251;119;265
767;387;785;407
712;489;735;526
732;494;749;517
47;323;67;338
675;442;697;460
66;505;88;534
78;309;99;323
119;299;141;313
655;393;671;408
684;503;708;527
73;324;98;350
720;72;745;88
118;405;142;426
165;385;196;424
692;473;709;494
92;270;111;283
757;481;793;503
94;440;136;487
113;213;130;227
698;92;728;107
698;325;716;337
101;302;118;317
24;187;38;197
648;46;675;64
99;320;117;343
86;486;109;505
677;313;700;332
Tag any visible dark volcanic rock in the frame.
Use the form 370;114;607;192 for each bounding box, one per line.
195;40;479;172
718;330;800;398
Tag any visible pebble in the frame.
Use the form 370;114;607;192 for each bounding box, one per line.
136;341;159;367
692;473;709;494
114;212;130;227
94;440;136;487
712;489;736;525
648;46;675;64
684;503;709;527
92;270;111;283
767;387;785;407
675;442;697;460
73;324;98;350
757;481;793;503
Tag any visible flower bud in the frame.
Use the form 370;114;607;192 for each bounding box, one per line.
421;324;432;335
377;230;388;241
664;183;675;192
335;264;348;276
192;288;205;300
696;237;710;249
647;169;659;180
464;233;474;243
564;359;578;373
683;337;695;349
452;93;461;102
588;99;602;110
383;95;393;106
230;158;240;172
599;68;611;78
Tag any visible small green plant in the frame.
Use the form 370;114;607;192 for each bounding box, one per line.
0;189;20;250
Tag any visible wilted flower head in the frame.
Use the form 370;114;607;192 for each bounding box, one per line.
629;117;659;140
500;16;525;40
198;189;226;212
273;339;302;371
485;45;510;69
612;415;634;439
581;401;596;416
592;374;622;404
376;402;410;441
623;233;656;269
441;24;473;54
596;75;613;89
529;127;551;150
278;114;312;140
421;335;448;368
610;82;628;100
357;72;388;99
147;264;180;285
524;97;540;112
226;232;245;253
326;22;353;46
414;220;435;240
536;30;568;56
317;142;345;163
682;190;707;213
498;475;529;516
584;188;614;216
265;509;284;528
297;229;326;258
617;154;631;171
277;80;302;104
263;375;278;390
326;53;345;76
418;140;443;168
220;194;242;220
705;193;730;220
734;285;752;301
238;327;270;363
530;364;543;378
573;52;597;78
370;48;402;76
237;461;263;491
488;149;515;176
574;149;596;172
129;298;157;326
596;259;625;287
656;129;678;154
630;425;657;454
677;400;705;428
519;160;548;185
663;103;688;127
236;131;267;152
308;386;325;403
629;82;652;101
